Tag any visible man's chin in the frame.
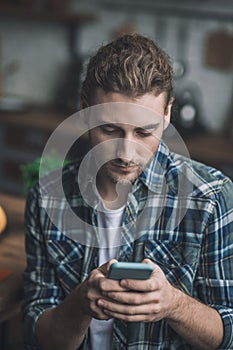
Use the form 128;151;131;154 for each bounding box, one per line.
106;169;141;185
112;177;134;185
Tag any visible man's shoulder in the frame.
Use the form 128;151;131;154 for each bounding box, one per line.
30;159;82;200
168;152;232;199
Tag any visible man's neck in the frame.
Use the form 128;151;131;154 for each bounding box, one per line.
96;175;132;210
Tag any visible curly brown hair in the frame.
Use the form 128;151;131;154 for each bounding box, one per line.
80;33;174;113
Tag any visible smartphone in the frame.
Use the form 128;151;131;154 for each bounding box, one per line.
108;262;154;280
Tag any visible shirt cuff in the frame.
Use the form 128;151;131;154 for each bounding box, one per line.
23;307;46;348
213;306;233;349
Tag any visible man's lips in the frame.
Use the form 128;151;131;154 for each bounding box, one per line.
109;161;139;172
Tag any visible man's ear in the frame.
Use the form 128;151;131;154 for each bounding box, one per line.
164;102;172;130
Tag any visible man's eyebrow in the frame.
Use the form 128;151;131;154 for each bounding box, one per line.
94;119;115;125
96;121;161;129
137;123;161;130
98;122;119;127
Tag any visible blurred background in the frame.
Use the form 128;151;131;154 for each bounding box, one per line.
0;0;232;195
0;1;232;348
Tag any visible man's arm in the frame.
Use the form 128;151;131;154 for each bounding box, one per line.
27;252;120;350
36;295;91;350
167;287;223;349
35;264;111;350
22;184;120;350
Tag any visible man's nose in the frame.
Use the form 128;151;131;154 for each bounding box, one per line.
116;138;136;162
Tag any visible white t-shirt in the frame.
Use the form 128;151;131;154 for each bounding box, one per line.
88;201;125;350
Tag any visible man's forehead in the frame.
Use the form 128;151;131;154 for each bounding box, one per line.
87;102;164;128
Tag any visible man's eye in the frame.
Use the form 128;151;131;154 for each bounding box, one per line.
136;125;160;137
136;130;152;137
100;125;118;134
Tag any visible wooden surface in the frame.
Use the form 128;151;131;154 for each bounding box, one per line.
0;193;26;323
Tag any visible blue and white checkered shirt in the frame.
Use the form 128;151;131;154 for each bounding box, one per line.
23;141;233;349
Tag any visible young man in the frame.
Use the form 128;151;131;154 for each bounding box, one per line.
23;34;233;350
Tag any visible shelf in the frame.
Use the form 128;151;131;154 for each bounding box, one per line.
0;4;96;24
0;107;67;131
100;0;233;20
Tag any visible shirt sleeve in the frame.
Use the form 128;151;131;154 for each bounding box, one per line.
22;184;65;349
195;178;233;349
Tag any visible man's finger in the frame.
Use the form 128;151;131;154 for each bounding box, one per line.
97;259;118;276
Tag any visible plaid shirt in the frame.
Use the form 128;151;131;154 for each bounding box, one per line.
23;141;233;350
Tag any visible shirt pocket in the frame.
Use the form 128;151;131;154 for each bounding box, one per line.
144;240;201;295
46;239;86;293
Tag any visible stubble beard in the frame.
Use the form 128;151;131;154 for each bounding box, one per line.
104;160;145;185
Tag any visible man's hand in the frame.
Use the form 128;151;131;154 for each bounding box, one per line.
96;259;177;322
36;259;129;350
95;259;223;350
75;259;129;320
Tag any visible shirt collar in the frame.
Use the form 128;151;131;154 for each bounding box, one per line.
137;139;169;194
75;153;99;207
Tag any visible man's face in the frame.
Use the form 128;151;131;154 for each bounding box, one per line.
89;89;171;185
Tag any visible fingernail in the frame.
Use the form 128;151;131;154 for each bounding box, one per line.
120;280;127;287
98;299;105;306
